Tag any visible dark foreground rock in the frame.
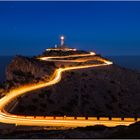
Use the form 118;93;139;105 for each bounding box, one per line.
1;122;140;138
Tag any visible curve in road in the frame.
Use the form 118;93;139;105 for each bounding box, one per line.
0;52;137;127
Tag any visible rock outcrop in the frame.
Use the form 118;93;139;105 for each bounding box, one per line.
39;50;88;57
6;55;56;87
1;121;140;138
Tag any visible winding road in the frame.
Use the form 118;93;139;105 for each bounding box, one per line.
0;52;138;127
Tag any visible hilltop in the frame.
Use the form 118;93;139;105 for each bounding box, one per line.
39;49;88;57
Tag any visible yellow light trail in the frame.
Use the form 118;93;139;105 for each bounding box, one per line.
0;52;137;127
38;51;96;61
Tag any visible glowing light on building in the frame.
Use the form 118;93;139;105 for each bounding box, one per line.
73;48;77;51
60;36;64;46
90;52;96;55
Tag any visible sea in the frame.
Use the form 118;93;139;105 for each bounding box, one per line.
0;56;140;83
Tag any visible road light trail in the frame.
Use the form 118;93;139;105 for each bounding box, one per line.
38;51;96;61
0;63;110;110
0;52;137;127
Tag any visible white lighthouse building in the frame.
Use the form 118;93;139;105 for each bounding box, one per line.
60;35;64;46
46;36;77;51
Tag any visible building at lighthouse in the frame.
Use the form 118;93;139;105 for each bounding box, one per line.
46;36;77;51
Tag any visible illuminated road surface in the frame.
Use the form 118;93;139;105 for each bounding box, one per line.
38;51;96;61
0;53;137;127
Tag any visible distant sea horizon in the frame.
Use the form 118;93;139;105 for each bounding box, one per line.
0;55;140;83
106;55;140;72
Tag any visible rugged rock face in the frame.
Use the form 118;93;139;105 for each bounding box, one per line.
12;64;140;117
6;55;56;86
40;50;88;57
1;120;140;138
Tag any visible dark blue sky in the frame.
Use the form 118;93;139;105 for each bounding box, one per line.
0;1;140;56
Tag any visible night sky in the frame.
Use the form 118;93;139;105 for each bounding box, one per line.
0;1;140;56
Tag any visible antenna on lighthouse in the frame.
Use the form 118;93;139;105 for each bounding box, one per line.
60;36;64;46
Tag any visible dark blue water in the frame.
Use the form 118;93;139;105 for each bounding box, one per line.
0;56;140;83
106;56;140;72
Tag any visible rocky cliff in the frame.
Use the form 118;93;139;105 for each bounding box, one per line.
39;50;88;57
5;55;56;88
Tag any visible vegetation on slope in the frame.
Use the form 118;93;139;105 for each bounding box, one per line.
11;64;140;117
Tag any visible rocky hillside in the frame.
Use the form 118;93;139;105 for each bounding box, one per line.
38;50;88;57
12;64;140;117
5;55;56;89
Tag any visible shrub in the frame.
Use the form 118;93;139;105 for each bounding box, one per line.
38;93;45;98
82;73;88;77
32;98;38;103
110;80;115;84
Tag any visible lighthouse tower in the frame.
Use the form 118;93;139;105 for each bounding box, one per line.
46;35;77;51
60;36;64;46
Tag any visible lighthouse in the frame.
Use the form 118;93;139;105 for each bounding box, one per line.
46;36;77;51
60;36;64;46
